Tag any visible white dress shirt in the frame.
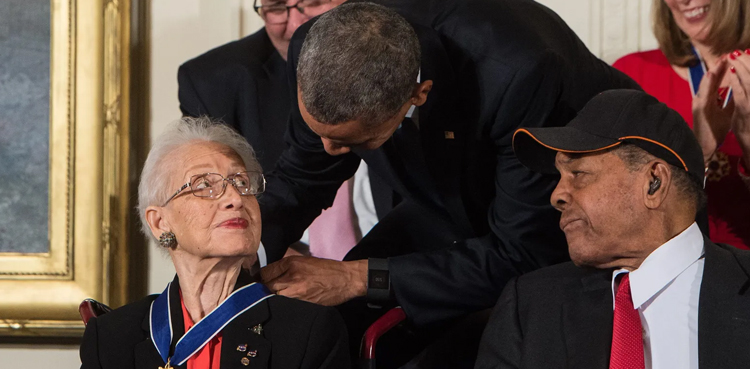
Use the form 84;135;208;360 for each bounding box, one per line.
611;222;705;369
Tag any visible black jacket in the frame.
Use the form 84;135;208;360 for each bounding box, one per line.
475;240;750;369
178;28;290;173
80;271;349;369
258;0;640;326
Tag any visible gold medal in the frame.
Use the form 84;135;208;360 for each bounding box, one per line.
159;358;173;369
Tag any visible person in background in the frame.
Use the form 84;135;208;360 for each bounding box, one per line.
80;117;348;369
178;0;344;171
614;0;750;249
476;89;750;369
178;0;392;263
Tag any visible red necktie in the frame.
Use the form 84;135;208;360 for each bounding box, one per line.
308;179;358;260
609;273;645;369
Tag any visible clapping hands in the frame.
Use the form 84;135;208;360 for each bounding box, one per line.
693;50;750;166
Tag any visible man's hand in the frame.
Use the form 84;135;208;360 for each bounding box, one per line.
260;256;368;306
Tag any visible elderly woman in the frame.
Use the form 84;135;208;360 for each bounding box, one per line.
614;0;750;249
80;117;349;369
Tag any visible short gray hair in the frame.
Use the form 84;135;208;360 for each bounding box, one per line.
137;116;261;241
612;143;706;212
297;2;421;126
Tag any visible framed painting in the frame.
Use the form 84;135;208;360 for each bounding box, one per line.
0;0;136;338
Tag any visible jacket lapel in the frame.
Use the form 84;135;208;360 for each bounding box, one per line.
220;270;271;369
698;239;750;368
563;270;613;369
219;298;272;369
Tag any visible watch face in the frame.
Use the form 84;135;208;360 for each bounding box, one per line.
369;269;390;290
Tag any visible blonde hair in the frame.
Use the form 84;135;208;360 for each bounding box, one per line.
653;0;750;66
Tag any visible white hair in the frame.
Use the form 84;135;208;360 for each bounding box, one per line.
137;116;262;241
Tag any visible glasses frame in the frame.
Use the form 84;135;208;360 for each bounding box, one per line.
162;171;266;206
252;0;331;24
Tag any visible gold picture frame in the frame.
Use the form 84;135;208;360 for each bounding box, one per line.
0;0;135;338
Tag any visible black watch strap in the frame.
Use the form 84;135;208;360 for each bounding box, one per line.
367;258;392;304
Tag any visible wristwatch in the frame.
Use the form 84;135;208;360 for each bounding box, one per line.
367;258;392;304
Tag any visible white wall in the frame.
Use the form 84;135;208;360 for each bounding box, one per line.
0;0;653;366
537;0;657;63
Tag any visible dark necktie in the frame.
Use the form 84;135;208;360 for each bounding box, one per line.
609;273;645;369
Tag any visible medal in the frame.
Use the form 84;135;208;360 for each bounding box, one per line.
158;358;172;369
150;282;273;367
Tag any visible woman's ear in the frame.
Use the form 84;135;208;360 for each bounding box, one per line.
145;206;170;239
643;161;672;209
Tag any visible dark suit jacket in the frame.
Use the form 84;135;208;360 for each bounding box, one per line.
258;0;640;326
80;271;349;369
475;240;750;369
178;28;290;173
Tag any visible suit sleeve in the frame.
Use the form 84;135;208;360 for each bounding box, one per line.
177;63;209;117
80;317;103;369
300;307;350;369
475;278;523;369
258;23;361;263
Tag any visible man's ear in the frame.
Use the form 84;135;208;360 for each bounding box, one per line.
145;206;171;239
411;80;433;107
643;160;672;209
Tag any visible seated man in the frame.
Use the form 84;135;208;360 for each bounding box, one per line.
476;89;750;369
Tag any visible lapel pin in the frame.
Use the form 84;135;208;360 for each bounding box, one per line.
247;350;258;358
241;357;250;366
444;131;455;139
252;324;263;335
237;344;247;352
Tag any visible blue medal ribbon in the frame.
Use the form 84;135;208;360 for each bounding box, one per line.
689;45;732;107
150;282;272;366
688;45;707;96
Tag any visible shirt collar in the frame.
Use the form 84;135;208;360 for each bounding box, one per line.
404;69;422;120
611;222;704;309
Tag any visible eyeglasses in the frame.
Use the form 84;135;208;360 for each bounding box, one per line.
253;0;332;25
162;171;266;206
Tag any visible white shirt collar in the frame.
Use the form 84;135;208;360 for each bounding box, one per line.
611;222;704;309
404;69;422;119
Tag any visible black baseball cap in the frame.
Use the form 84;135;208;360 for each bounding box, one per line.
513;89;704;186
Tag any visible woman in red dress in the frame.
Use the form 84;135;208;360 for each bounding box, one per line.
614;0;750;249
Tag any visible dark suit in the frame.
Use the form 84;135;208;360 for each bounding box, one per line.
475;240;750;369
80;271;349;369
260;0;640;326
178;28;289;173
